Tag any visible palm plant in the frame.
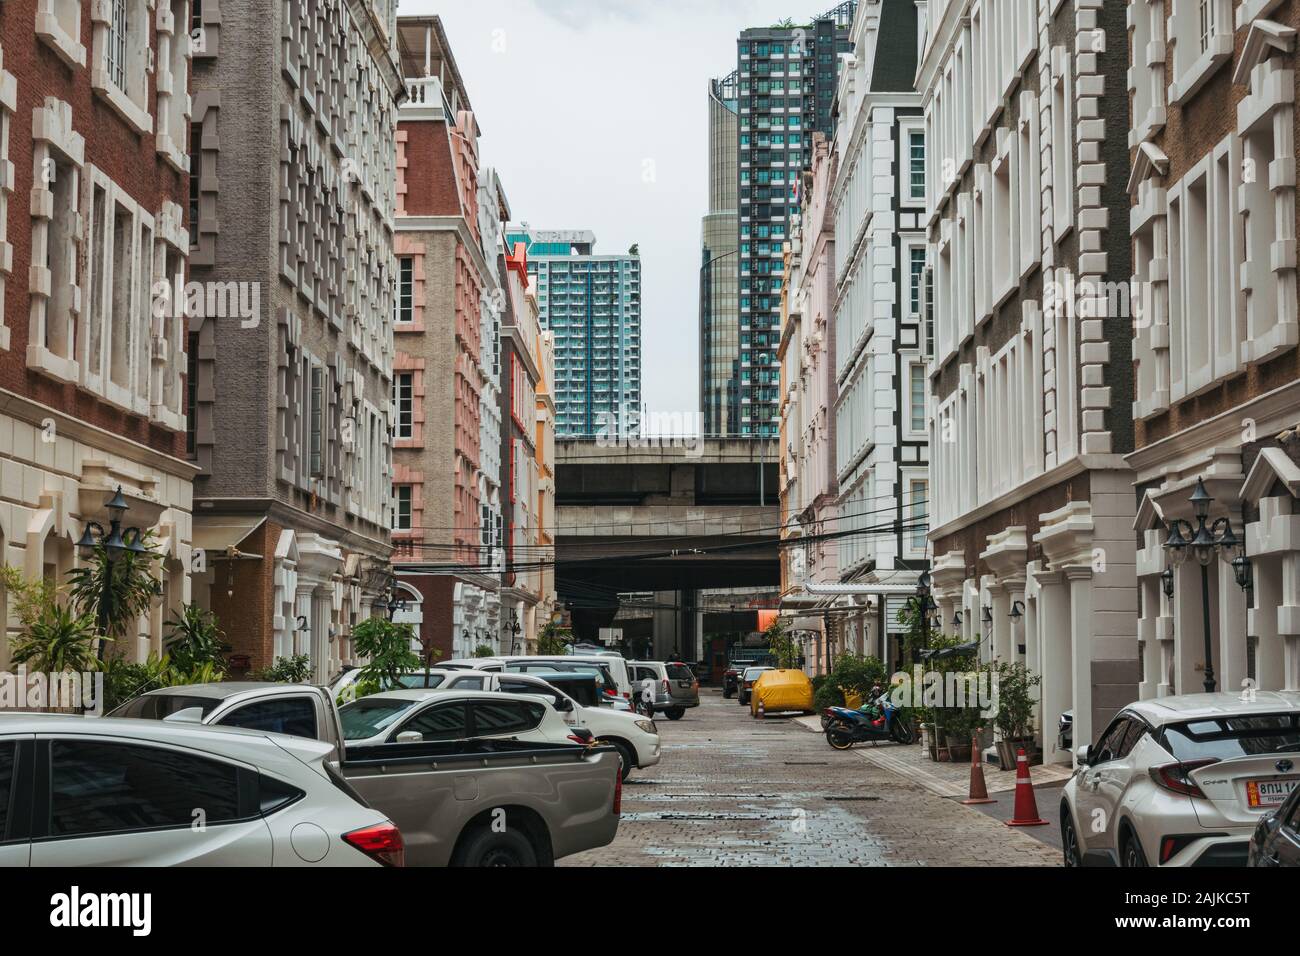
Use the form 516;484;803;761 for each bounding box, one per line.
8;602;101;674
67;535;162;660
164;603;228;675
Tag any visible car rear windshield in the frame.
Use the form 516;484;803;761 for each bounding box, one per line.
743;667;770;679
109;694;221;720
666;664;694;681
394;672;445;689
1159;713;1300;762
338;698;420;740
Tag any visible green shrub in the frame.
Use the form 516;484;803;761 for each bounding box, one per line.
251;654;313;683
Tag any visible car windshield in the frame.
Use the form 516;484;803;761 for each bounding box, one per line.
666;664;694;681
1159;713;1300;761
338;698;421;740
108;694;221;720
743;667;770;679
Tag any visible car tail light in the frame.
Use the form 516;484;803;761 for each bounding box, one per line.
343;821;404;867
661;678;670;694
1149;759;1218;798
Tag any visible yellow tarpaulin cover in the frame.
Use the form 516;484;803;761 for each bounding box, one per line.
751;669;815;715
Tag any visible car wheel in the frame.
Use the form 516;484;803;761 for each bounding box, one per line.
666;708;684;720
452;827;540;867
1121;828;1149;868
601;739;636;781
1060;810;1082;867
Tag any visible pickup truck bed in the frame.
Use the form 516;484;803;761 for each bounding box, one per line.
340;739;621;866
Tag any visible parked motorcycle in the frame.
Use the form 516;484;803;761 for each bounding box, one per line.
823;687;915;749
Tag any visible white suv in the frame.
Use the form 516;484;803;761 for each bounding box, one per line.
0;714;402;866
1059;691;1300;867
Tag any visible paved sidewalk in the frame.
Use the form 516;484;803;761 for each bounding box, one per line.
793;715;1074;798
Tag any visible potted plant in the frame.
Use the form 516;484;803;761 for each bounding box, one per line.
992;660;1041;768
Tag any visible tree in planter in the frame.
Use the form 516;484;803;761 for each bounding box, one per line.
350;617;422;698
536;621;573;656
67;534;162;661
472;643;497;658
164;604;229;678
991;659;1041;767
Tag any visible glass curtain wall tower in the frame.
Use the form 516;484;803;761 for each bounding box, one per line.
735;2;855;437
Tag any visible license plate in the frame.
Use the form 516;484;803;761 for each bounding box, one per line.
1246;778;1297;809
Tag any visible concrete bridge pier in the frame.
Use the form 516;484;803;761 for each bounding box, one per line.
652;589;699;662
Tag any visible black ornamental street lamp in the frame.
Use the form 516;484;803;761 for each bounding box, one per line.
952;610;963;629
76;486;150;656
1161;477;1249;693
504;613;522;654
1009;600;1026;655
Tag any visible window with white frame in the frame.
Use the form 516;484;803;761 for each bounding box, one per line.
83;169;156;413
36;1;87;68
908;478;928;553
907;128;926;203
908;245;926;317
396;256;414;324
1050;47;1074;242
908;361;927;434
1015;93;1041;280
391;485;412;531
1169;0;1231;105
28;101;84;384
91;0;153;134
393;371;413;440
0;51;13;352
1128;0;1167;145
990;131;1015;305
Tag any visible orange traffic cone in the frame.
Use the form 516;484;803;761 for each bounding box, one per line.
1005;748;1048;827
961;734;995;805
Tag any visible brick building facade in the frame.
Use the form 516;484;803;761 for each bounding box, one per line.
186;0;403;681
1126;0;1300;697
0;0;195;666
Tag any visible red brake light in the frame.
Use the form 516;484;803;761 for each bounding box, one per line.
661;678;670;693
613;770;622;816
1149;759;1218;798
343;821;404;867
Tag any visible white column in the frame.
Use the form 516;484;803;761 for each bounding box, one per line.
1216;557;1248;694
1250;555;1283;691
1137;576;1160;700
1281;547;1300;691
1066;566;1094;764
1033;569;1072;764
1172;559;1203;694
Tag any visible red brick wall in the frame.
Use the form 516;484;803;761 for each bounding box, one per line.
0;2;188;458
405;574;457;663
397;120;459;217
208;520;279;676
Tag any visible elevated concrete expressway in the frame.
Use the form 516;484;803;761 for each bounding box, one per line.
554;438;780;654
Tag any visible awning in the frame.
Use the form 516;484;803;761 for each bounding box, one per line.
191;516;267;559
787;616;825;633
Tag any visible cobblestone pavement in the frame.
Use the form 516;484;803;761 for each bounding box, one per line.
562;689;1061;867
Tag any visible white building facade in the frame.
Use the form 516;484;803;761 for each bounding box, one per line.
830;0;931;669
920;0;1139;763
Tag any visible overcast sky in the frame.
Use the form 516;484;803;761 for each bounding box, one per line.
398;0;812;419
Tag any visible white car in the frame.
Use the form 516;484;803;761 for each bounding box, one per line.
336;689;587;749
437;670;660;780
0;713;402;867
1060;691;1300;867
326;666;453;703
440;655;635;701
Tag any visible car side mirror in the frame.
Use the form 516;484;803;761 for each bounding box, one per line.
1075;743;1092;766
395;731;423;743
555;698;574;712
